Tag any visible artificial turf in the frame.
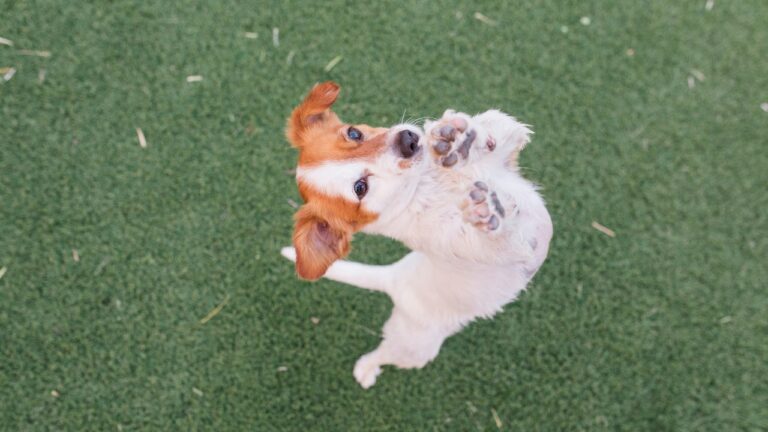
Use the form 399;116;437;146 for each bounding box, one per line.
1;1;767;430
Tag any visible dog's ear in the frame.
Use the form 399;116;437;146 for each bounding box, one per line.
286;81;341;148
292;204;351;280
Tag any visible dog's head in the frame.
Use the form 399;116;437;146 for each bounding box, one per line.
286;82;424;279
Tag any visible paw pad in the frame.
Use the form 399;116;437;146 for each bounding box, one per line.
427;114;495;168
463;181;507;232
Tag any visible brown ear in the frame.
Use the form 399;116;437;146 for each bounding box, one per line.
292;204;351;280
286;81;341;147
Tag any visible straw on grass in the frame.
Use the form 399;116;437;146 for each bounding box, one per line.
491;408;502;429
591;221;616;237
18;49;51;57
199;294;230;325
324;55;343;72
136;128;147;148
474;12;497;26
2;67;15;81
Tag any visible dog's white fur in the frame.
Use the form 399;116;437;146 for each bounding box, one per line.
282;109;552;388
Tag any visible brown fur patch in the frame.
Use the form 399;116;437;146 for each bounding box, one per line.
292;182;378;280
286;81;389;166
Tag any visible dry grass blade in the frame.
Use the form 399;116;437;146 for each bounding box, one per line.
0;267;6;280
761;103;768;112
199;294;230;325
272;28;279;47
287;198;299;209
591;221;616;237
491;408;502;429
0;37;13;46
705;0;715;11
687;76;695;89
38;69;46;83
18;49;51;57
243;32;258;39
136;128;147;148
192;387;204;396
186;75;203;83
72;249;80;262
690;69;706;81
474;12;497;26
324;55;343;72
2;67;16;81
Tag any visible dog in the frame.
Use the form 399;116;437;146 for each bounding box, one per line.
280;82;552;388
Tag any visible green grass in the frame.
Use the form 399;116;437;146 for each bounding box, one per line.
1;1;767;430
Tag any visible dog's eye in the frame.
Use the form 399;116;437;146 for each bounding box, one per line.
347;127;363;141
353;178;368;199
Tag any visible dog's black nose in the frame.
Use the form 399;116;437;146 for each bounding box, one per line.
396;130;420;159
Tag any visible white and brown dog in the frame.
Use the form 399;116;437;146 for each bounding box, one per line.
281;82;552;388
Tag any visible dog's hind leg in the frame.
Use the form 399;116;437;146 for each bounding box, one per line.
281;246;393;292
353;309;459;389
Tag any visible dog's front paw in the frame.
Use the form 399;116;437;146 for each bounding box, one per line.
353;353;383;389
426;110;495;168
280;246;297;262
461;181;514;232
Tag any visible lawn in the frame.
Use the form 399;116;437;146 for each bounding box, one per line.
1;0;767;430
